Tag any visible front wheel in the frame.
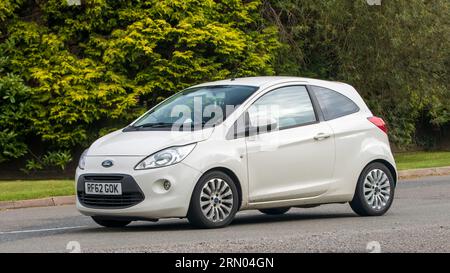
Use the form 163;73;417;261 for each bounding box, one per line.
350;162;395;216
187;171;239;228
92;217;131;228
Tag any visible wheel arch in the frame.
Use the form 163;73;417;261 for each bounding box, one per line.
365;159;398;186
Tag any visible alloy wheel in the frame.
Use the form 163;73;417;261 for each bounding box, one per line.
363;169;391;210
200;178;234;222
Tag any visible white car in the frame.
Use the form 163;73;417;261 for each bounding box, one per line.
76;76;397;228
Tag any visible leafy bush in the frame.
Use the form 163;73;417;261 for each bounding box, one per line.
0;72;31;162
0;129;27;163
24;150;72;172
0;0;448;173
265;0;449;148
0;0;279;170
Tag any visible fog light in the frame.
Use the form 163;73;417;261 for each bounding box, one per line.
163;180;171;191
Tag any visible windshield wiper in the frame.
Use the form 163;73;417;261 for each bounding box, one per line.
127;121;214;132
133;122;174;128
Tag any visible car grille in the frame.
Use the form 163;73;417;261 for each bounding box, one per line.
77;174;145;209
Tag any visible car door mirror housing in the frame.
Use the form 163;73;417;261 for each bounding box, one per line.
254;116;278;132
228;112;279;139
243;116;278;136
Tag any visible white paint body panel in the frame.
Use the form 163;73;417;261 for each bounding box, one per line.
76;77;396;219
246;121;335;203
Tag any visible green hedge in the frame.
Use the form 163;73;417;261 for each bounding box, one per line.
0;0;279;169
265;0;449;147
0;0;449;171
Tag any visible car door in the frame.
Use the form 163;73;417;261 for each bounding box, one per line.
245;85;335;203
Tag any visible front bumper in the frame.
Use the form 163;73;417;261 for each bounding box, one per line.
76;156;202;220
77;174;145;209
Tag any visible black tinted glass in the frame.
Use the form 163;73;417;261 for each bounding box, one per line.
312;86;359;120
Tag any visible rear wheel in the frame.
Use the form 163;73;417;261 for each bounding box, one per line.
92;217;131;228
187;171;239;228
259;207;290;215
350;162;395;216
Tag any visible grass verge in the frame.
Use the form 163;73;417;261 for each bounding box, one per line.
395;151;450;171
0;180;74;202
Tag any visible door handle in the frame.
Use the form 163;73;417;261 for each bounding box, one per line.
313;133;331;141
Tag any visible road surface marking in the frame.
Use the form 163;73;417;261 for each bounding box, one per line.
0;225;88;235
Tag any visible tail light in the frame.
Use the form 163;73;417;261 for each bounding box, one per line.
368;116;388;134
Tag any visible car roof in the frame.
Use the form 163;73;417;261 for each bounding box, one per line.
191;76;351;90
190;76;371;114
191;76;305;88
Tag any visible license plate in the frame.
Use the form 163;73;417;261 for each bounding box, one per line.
85;182;122;195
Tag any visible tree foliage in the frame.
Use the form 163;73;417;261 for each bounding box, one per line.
265;0;449;147
0;0;448;172
0;0;279;168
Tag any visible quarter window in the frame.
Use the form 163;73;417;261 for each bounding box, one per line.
312;86;359;120
249;86;317;130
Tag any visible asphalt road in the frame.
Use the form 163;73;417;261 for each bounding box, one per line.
0;175;449;253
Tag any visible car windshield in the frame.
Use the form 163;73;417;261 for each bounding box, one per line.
131;85;258;130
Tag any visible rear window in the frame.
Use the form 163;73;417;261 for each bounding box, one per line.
311;86;359;120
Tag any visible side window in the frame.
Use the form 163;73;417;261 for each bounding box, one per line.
311;86;359;120
249;86;317;130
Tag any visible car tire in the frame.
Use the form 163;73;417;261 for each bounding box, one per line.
92;217;131;228
350;162;395;216
187;171;239;229
259;207;290;215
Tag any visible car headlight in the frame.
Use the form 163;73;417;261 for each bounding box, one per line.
78;149;89;170
134;143;197;170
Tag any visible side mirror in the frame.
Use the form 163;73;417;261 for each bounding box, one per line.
228;112;278;139
244;116;278;136
252;116;278;132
